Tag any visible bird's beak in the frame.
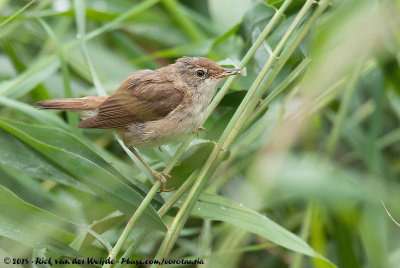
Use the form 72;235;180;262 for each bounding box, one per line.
213;68;243;79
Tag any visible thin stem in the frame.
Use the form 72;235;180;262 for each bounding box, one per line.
152;1;331;264
0;0;35;28
163;136;193;174
85;0;160;42
38;19;79;128
161;0;204;41
0;0;159;97
74;0;107;96
298;60;375;120
72;1;164;263
382;201;400;228
159;0;294;173
221;0;316;149
289;203;313;268
113;172;197;268
113;230;151;268
376;128;400;149
246;57;311;128
289;60;362;266
206;0;293;118
108;0;295;261
104;183;160;267
158;171;198;216
325;61;363;156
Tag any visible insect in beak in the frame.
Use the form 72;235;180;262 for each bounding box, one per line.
212;68;243;79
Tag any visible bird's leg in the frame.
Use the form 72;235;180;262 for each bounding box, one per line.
129;147;173;192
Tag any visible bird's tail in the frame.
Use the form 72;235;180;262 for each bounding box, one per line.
34;96;107;111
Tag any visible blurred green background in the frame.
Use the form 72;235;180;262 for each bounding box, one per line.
0;0;399;267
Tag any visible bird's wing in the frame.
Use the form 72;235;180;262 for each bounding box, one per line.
78;72;183;129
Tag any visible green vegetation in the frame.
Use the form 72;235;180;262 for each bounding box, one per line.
0;0;399;267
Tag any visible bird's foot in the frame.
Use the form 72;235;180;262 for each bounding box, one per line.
150;170;173;192
197;127;208;134
192;127;208;137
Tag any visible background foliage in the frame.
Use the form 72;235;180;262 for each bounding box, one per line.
0;0;399;267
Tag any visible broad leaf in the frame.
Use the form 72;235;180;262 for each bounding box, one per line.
191;193;334;266
0;118;166;231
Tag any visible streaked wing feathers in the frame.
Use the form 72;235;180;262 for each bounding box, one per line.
78;73;183;129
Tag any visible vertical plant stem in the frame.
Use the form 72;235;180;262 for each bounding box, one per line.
290;203;314;268
104;183;160;268
0;0;158;97
245;57;311;128
113;172;197;268
74;0;107;96
86;0;161;41
108;0;295;261
207;0;293;117
38;19;79;128
75;0;157;181
221;0;315;149
325;61;363;156
73;1;165;264
163;0;294;180
161;0;204;41
290;60;364;268
151;1;331;264
158;171;198;215
293;61;362;268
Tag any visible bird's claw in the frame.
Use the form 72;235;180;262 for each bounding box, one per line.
192;127;208;137
197;127;208;134
151;170;174;192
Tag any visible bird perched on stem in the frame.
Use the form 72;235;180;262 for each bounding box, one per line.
35;57;242;191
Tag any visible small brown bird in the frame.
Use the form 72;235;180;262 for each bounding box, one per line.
35;57;242;191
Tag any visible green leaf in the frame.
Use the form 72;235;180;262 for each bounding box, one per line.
0;248;23;268
208;0;253;33
0;55;59;99
79;211;125;250
2;41;51;101
0;96;67;129
39;18;79;128
0;185;109;260
133;40;215;65
0;0;35;28
0;128;89;192
0;185;75;250
191;193;335;266
74;0;107;96
0;0;161;99
0;118;166;232
168;141;215;189
242;1;276;38
219;90;247;107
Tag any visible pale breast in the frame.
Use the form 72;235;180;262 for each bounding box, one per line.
122;105;203;148
122;80;220;148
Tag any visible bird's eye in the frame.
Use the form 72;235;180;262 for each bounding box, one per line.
197;70;205;77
